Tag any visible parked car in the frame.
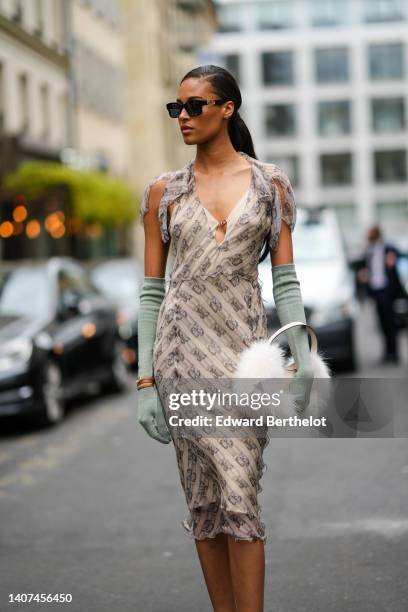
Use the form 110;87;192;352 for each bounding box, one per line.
258;207;359;372
90;258;143;370
0;258;130;427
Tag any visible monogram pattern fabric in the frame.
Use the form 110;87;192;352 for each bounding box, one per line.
139;151;297;542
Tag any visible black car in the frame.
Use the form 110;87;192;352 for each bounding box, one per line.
90;258;144;370
0;258;130;427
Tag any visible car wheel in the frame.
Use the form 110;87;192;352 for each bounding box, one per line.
39;361;65;426
105;339;131;392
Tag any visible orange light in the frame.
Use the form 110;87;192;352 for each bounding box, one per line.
44;215;54;231
26;220;41;239
50;224;66;239
45;212;66;238
82;322;96;338
13;205;28;222
45;213;60;232
0;221;13;238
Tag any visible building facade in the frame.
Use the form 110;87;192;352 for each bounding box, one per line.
69;0;127;176
0;0;70;174
0;0;133;260
121;0;217;262
202;0;408;252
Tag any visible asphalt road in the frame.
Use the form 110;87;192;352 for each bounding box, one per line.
0;300;407;611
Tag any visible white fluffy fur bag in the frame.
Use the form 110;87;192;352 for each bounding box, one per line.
234;322;332;419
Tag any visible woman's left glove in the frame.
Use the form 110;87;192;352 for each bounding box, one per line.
288;372;314;415
272;263;314;414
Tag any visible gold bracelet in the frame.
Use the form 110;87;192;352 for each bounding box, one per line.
136;376;155;391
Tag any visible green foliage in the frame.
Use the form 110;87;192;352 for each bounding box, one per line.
4;161;137;227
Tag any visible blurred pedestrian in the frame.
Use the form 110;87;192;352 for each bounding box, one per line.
137;64;313;612
357;225;406;364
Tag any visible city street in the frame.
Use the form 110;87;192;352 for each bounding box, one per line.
1;300;407;612
1;0;407;610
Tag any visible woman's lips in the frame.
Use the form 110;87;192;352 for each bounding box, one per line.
181;126;194;133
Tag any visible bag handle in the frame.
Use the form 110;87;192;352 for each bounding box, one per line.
267;322;318;372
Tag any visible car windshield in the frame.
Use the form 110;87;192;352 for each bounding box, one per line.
92;263;138;300
0;268;50;318
294;221;339;262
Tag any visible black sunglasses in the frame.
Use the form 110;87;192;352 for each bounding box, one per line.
166;98;229;118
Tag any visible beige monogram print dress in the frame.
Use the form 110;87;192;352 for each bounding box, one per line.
140;151;296;542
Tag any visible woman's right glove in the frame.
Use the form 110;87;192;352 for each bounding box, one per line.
137;386;172;444
137;277;171;444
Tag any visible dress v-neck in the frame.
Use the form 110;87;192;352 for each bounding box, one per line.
191;153;254;227
202;187;250;226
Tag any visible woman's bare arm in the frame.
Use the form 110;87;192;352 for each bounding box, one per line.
142;178;171;277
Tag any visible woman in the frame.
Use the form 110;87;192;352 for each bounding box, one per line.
137;65;313;612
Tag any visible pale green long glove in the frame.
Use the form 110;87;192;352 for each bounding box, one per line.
272;263;314;414
137;277;171;444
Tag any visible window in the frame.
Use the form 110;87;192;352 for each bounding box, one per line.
34;0;43;35
371;97;405;132
58;92;69;144
320;153;352;185
0;268;50;319
255;0;295;30
265;155;299;187
103;0;121;28
374;150;407;182
51;0;62;46
18;74;29;134
216;3;244;32
318;100;351;136
368;43;405;80
74;40;124;121
262;51;294;85
11;0;23;22
224;54;241;84
40;83;49;140
315;47;349;83
310;0;350;27
58;265;98;312
0;63;4;134
265;104;296;136
363;0;406;23
376;201;408;238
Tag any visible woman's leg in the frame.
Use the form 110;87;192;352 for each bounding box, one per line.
227;537;265;612
195;533;237;612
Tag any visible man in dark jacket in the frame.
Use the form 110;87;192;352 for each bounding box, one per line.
357;225;407;364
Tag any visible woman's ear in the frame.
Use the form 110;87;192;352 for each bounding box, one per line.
224;100;235;119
